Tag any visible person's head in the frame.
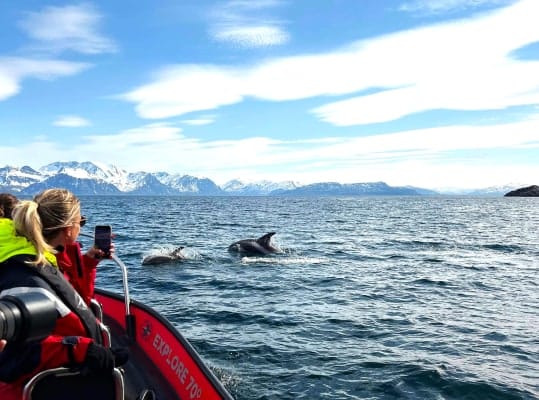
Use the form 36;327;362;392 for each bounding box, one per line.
12;188;84;265
0;193;19;219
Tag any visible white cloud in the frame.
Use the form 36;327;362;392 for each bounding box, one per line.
123;65;245;119
181;116;215;126
4;116;539;189
88;116;539;188
0;71;19;100
0;4;109;102
53;115;91;127
0;57;89;100
398;0;511;14
209;0;289;48
213;25;289;48
18;3;116;54
122;0;539;126
84;123;186;147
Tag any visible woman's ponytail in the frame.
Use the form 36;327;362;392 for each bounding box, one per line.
12;200;54;265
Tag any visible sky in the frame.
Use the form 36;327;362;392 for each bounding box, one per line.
1;0;538;190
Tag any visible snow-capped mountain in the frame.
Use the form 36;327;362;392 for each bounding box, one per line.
1;161;228;195
21;173;121;195
156;173;224;195
124;173;179;195
272;181;419;196
464;183;531;196
1;161;532;196
40;161;130;191
434;183;529;196
222;179;299;195
0;165;43;192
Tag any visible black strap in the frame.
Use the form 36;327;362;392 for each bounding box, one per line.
62;336;78;365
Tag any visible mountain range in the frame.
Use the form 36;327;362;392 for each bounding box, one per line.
0;161;525;196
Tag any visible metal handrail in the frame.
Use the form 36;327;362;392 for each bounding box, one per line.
78;233;136;341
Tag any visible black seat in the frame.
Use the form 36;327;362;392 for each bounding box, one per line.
22;367;125;400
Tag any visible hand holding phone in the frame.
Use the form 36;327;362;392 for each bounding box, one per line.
94;225;112;258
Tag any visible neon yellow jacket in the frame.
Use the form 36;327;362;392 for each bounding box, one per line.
0;218;57;266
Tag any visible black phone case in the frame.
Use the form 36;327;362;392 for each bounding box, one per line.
94;225;111;254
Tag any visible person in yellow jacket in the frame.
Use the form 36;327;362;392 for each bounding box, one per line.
0;189;127;399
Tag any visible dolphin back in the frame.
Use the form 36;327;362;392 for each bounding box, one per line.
142;247;186;265
142;255;175;265
228;232;278;256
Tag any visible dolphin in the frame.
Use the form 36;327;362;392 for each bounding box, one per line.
228;232;279;256
142;247;185;265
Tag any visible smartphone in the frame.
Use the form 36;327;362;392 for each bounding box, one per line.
94;225;112;257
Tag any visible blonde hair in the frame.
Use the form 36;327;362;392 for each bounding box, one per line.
12;189;81;265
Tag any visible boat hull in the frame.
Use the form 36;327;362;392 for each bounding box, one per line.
94;289;233;400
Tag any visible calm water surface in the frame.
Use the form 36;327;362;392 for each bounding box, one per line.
80;196;538;400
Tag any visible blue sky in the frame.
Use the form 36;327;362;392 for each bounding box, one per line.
1;0;538;190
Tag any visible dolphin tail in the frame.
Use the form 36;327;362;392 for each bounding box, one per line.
256;232;276;247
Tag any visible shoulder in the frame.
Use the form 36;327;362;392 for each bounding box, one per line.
0;256;53;294
0;220;37;261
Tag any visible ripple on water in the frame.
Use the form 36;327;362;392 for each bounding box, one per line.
86;196;539;400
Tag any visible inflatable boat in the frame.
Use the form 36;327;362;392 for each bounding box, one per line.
22;254;234;400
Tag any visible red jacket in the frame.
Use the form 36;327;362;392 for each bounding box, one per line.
0;256;102;399
56;242;98;305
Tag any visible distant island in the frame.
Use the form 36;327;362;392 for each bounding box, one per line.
504;185;539;197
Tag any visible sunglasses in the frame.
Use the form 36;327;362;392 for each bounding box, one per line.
79;216;87;228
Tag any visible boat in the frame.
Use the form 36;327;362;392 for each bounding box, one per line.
21;253;234;400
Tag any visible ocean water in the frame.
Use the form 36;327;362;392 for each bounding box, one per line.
80;196;538;400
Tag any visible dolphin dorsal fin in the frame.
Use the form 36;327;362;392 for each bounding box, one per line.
257;232;276;246
172;246;184;256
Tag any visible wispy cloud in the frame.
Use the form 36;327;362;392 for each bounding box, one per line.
213;25;289;48
0;4;110;102
209;0;289;48
0;57;89;100
88;117;539;188
85;123;186;147
123;64;245;118
18;3;116;54
53;115;91;127
398;0;512;14
181;116;215;126
122;0;539;127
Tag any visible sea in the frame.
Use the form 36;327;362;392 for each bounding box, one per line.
79;195;538;400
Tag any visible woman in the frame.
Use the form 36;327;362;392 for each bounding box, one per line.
0;189;127;399
1;191;110;306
